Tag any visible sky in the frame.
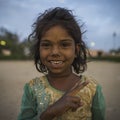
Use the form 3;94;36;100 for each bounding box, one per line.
0;0;120;52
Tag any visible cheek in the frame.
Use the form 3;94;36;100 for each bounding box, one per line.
39;49;48;61
65;49;76;60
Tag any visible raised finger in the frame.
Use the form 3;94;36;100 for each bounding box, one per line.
68;80;89;96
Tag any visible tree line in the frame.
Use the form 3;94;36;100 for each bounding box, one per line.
0;27;32;60
0;27;119;61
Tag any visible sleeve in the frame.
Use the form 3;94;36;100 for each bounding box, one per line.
17;83;38;120
91;84;106;120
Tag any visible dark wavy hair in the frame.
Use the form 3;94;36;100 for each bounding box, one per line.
28;7;89;74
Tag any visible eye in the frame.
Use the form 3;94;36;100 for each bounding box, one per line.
40;42;51;49
60;42;72;48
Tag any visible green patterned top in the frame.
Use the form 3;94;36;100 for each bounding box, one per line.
18;75;105;120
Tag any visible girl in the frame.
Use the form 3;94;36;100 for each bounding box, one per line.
18;7;105;120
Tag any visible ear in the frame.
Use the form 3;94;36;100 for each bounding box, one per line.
75;43;80;57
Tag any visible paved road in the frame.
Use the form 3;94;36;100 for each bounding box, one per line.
0;61;120;120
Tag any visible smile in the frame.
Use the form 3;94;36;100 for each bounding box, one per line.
50;61;63;65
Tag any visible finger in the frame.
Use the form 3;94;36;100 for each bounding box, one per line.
65;81;80;95
71;105;80;112
71;108;77;112
68;80;89;96
71;96;81;103
67;102;80;109
71;101;83;112
64;95;81;103
67;96;82;106
70;79;87;91
63;96;83;112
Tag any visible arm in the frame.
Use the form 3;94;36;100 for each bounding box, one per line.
91;85;106;120
40;94;82;120
40;79;89;120
17;83;38;120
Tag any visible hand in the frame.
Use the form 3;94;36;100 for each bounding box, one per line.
67;79;89;96
40;80;89;120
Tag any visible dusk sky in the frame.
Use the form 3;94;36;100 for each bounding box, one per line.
0;0;120;51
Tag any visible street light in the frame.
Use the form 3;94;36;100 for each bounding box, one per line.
90;41;95;48
113;32;116;50
0;40;6;46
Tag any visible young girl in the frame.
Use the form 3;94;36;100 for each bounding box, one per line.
18;7;105;120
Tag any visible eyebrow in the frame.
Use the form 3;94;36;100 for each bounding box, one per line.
40;39;51;42
60;39;73;42
41;39;73;42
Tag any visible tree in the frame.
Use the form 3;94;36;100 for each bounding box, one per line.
0;27;24;58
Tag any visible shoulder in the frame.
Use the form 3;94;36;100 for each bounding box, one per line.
28;75;47;87
82;75;98;87
23;75;48;97
24;75;47;94
81;75;99;96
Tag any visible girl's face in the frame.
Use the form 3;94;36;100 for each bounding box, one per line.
40;25;77;75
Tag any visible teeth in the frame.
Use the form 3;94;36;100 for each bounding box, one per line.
50;61;63;64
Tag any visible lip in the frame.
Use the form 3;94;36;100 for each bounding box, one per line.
50;60;63;64
48;60;64;68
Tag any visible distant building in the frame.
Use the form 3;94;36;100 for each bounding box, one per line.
89;49;109;57
2;49;11;56
24;47;30;56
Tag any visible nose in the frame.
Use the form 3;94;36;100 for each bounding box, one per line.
50;45;60;57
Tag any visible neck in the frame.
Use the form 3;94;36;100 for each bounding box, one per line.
46;69;79;91
47;69;72;81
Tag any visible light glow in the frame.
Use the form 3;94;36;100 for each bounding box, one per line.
0;40;6;46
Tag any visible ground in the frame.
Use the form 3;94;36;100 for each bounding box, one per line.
0;61;120;120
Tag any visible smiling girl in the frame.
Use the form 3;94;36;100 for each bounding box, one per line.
18;7;105;120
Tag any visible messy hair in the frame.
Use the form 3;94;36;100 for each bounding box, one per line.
29;7;89;74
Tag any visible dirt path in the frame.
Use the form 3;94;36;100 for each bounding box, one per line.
0;61;120;120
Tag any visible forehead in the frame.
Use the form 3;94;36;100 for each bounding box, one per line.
41;25;73;41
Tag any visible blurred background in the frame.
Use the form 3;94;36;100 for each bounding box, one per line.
0;0;120;120
0;0;120;61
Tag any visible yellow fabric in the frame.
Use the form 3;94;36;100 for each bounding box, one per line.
29;75;97;120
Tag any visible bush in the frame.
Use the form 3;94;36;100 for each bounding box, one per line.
0;54;32;60
89;56;120;62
